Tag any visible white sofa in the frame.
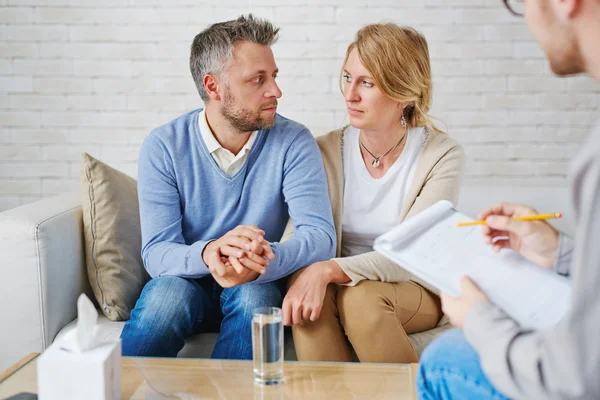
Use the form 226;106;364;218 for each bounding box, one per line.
0;185;572;372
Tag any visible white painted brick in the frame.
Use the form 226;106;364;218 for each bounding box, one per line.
537;94;598;110
42;144;101;161
0;7;36;23
0;43;38;58
0;25;67;42
429;43;512;60
336;8;452;25
40;111;155;128
8;129;68;144
1;111;42;127
131;60;188;77
0;95;9;109
512;42;547;59
38;7;215;25
484;25;531;41
275;7;335;23
568;76;600;93
65;128;147;144
126;95;198;112
39;43;155;60
65;95;128;111
508;77;568;92
433;77;506;93
12;59;73;76
0;196;20;211
0;77;33;93
463;144;579;160
36;7;90;23
483;94;538;109
277;75;331;94
32;76;92;93
90;77;152;94
453;8;515;24
153;43;190;60
279;93;345;111
463;176;568;187
68;25;194;43
0;179;41;195
215;8;275;22
7;0;66;5
17;195;44;206
152;78;198;95
71;60;131;76
0;60;12;74
0;145;41;160
41;178;78;195
274;42;338;59
9;94;67;110
101;145;140;162
280;24;358;42
0;162;68;178
479;59;550;76
420;26;487;42
431;95;485;111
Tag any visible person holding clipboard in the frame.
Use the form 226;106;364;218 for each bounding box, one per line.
417;0;600;399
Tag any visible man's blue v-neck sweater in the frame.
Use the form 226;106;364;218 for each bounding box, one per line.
137;109;336;283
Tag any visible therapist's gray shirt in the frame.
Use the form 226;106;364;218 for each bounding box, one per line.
464;120;600;400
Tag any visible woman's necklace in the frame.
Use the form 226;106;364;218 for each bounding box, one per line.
359;130;407;168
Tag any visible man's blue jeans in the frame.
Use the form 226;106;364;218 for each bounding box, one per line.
417;329;511;400
120;275;285;360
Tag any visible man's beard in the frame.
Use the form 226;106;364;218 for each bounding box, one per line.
220;89;277;133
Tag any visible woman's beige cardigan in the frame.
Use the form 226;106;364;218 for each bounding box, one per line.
292;126;466;295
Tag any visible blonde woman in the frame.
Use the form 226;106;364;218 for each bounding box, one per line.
281;24;465;363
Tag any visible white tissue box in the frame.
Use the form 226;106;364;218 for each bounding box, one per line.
37;339;121;400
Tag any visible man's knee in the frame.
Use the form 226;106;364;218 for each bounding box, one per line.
222;280;284;314
420;329;476;371
130;276;204;329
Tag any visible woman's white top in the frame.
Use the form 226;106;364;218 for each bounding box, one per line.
341;125;425;257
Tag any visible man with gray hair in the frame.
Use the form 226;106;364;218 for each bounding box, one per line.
120;14;335;359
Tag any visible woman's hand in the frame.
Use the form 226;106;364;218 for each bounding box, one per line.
282;261;341;326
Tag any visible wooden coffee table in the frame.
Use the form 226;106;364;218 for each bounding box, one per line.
0;353;420;399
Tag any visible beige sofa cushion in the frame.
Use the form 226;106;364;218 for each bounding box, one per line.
80;153;149;321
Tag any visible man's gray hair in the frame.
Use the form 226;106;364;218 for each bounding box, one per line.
190;14;280;101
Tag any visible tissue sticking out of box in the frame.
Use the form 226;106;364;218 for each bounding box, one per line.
59;293;102;353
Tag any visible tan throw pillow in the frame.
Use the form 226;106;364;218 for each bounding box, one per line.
80;152;149;321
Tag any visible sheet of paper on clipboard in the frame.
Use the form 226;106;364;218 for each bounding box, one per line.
373;200;571;330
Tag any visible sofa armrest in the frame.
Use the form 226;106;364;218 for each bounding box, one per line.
0;193;90;372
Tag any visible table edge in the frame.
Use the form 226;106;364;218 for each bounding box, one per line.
0;353;39;384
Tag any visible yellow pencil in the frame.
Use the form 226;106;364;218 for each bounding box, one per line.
456;212;563;227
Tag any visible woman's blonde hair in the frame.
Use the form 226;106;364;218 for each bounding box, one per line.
341;23;444;133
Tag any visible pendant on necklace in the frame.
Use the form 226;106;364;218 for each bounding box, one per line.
372;158;381;168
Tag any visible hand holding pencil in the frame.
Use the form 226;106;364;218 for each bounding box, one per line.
472;202;561;270
457;212;562;227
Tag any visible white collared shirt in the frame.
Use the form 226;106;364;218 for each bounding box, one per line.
198;108;257;176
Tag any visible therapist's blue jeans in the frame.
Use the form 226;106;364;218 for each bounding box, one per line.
120;275;284;360
417;329;511;400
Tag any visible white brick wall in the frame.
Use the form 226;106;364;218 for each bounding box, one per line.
0;1;599;211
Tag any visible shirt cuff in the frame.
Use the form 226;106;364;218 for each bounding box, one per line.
331;257;361;286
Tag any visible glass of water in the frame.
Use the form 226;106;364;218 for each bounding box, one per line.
252;307;284;385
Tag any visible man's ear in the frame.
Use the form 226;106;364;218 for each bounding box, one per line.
203;74;221;101
556;0;582;21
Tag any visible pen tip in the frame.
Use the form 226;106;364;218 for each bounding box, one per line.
556;212;563;218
